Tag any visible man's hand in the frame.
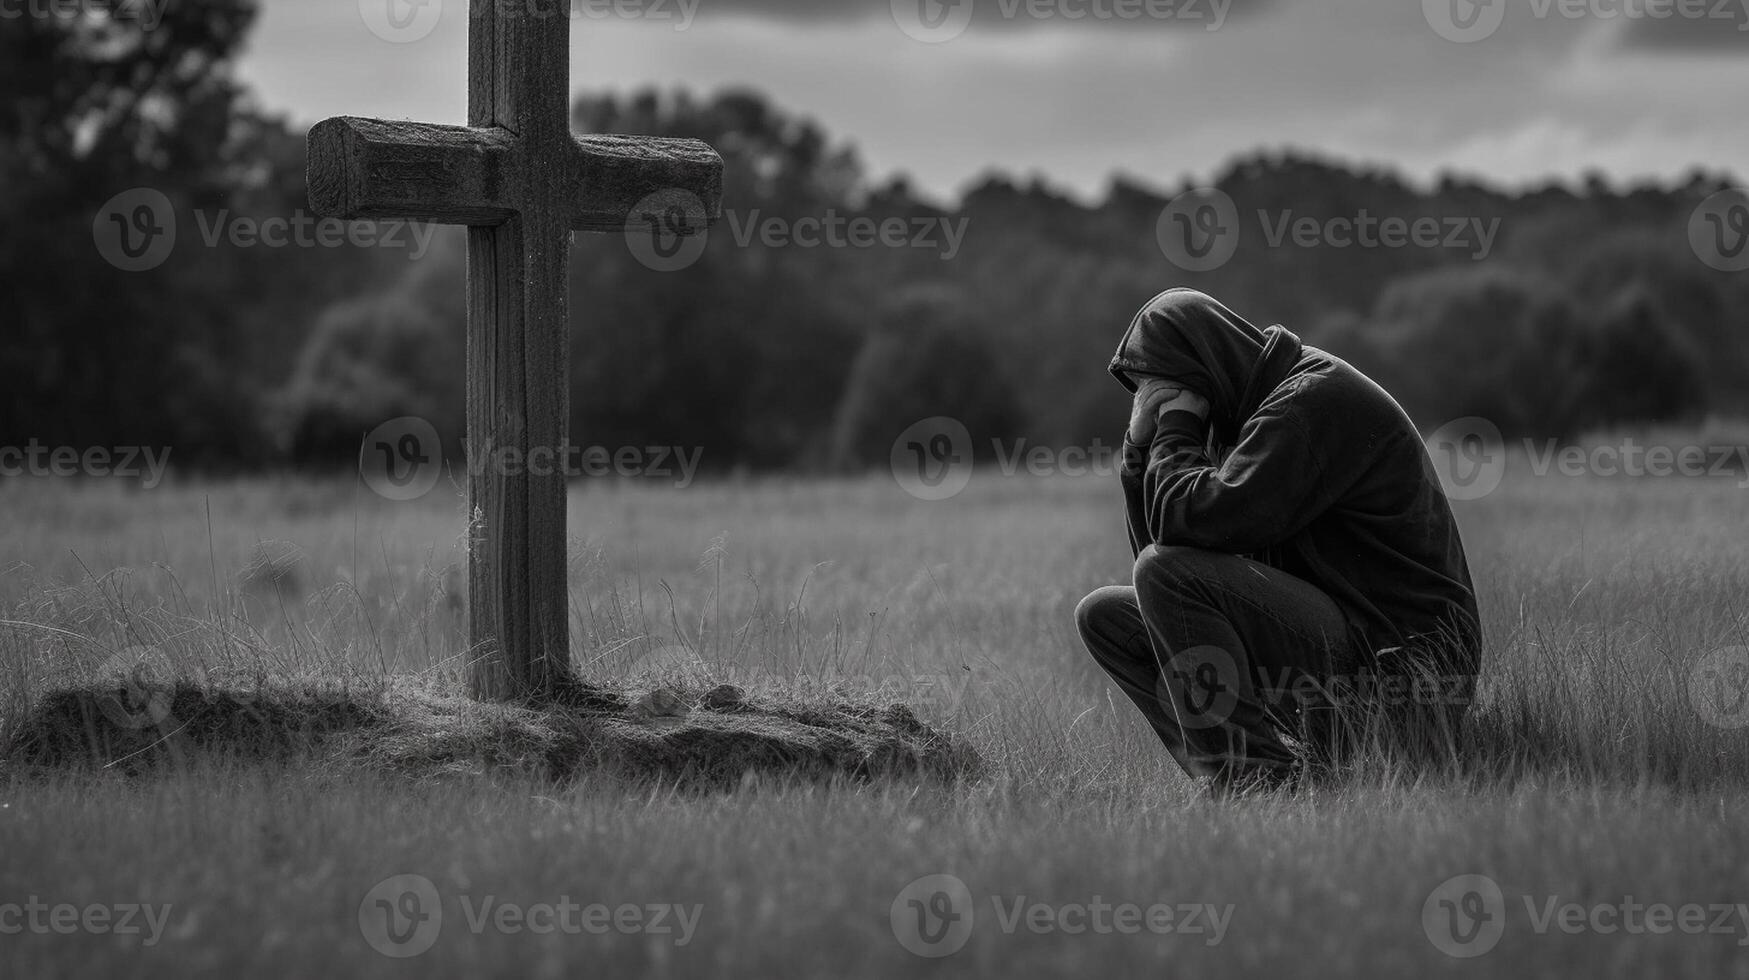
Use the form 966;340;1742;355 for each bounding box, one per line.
1128;377;1211;444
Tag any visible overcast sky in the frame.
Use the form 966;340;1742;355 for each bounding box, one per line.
239;0;1749;202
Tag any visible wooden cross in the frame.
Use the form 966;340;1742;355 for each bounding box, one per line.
305;0;723;702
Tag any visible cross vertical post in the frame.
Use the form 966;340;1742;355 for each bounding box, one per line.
305;0;724;702
465;0;574;701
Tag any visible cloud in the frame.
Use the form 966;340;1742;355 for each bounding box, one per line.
244;0;1745;203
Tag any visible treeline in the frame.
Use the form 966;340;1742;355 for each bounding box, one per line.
275;91;1749;465
5;6;1745;472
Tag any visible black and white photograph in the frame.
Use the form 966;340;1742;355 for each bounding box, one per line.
3;0;1749;975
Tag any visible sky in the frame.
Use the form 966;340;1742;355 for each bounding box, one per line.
238;0;1749;202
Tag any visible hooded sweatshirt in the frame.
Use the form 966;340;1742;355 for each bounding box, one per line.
1110;288;1482;676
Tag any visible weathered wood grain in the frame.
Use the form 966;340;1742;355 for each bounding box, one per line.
306;119;722;233
567;134;723;232
461;0;574;703
306;117;516;224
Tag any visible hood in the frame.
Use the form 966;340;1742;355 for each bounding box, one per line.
1109;288;1305;444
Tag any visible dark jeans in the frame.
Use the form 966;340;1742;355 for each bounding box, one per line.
1076;545;1363;783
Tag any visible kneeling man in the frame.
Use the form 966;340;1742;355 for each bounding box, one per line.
1076;288;1481;793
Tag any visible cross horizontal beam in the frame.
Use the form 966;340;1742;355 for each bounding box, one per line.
307;115;723;231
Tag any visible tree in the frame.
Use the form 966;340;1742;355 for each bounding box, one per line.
0;2;266;456
1369;267;1592;437
826;286;1022;468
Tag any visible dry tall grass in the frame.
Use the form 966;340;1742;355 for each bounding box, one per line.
2;463;1746;977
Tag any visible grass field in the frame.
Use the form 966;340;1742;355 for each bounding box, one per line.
3;456;1749;978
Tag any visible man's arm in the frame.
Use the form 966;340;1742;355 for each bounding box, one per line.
1121;381;1208;557
1124;387;1369;555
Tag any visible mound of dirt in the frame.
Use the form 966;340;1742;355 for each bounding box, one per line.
3;679;986;789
